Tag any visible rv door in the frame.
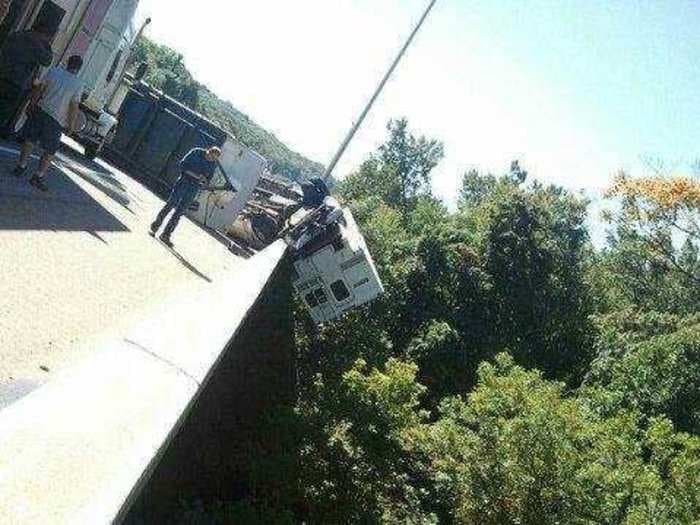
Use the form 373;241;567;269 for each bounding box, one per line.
189;138;266;231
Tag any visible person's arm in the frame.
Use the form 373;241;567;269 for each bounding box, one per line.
67;91;82;133
0;0;10;25
179;150;197;174
202;162;237;192
3;31;19;51
27;82;46;113
37;47;53;67
204;180;236;192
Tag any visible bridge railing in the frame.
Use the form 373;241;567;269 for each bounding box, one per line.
0;241;293;524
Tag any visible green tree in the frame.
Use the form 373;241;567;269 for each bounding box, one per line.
458;168;498;209
461;172;594;382
406;320;472;407
295;358;436;524
339;118;444;214
583;312;700;434
379;118;445;211
422;354;700;525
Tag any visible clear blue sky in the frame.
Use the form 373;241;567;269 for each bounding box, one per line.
136;0;700;207
447;0;700;174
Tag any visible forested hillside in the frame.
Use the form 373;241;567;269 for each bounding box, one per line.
128;37;324;182
180;119;700;524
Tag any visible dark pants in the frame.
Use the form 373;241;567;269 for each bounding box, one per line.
0;79;25;137
151;176;200;239
20;109;63;154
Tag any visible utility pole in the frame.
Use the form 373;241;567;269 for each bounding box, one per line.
322;0;438;183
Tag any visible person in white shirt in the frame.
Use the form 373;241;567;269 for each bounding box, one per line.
12;55;84;192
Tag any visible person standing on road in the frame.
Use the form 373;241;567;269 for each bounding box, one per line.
0;24;53;136
11;55;84;192
150;146;222;247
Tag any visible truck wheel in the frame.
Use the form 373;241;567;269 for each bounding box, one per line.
83;144;98;161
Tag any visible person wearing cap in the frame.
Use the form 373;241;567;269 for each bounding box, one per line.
150;145;222;247
0;23;53;135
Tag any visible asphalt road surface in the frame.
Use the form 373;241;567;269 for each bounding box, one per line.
0;139;241;409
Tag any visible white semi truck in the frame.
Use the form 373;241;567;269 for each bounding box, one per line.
3;0;145;157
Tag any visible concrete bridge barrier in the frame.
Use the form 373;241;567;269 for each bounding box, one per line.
0;240;295;524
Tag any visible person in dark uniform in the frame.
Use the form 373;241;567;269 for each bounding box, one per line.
0;23;53;136
150;146;222;247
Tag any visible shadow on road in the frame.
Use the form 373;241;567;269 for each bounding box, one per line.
158;242;212;283
86;229;110;245
0;379;41;412
0;160;130;233
56;147;138;215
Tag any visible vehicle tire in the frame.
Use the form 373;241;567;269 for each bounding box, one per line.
83;144;98;161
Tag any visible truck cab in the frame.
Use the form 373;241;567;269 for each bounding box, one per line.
67;0;140;158
0;0;141;156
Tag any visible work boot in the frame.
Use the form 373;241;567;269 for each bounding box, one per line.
159;234;173;248
29;175;48;192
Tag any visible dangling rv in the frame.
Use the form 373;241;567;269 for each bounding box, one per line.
274;180;384;324
0;0;146;157
288;207;384;324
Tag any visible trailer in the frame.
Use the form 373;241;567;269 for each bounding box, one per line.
289;207;384;324
104;78;267;236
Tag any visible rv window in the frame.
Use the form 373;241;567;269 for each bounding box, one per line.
353;278;370;289
330;280;350;302
305;292;319;308
106;50;123;83
313;288;328;305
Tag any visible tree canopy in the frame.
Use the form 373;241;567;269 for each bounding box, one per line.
130;50;700;519
177;118;700;524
